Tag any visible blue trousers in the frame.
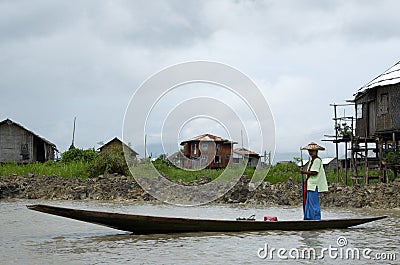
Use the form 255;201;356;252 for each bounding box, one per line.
304;188;321;220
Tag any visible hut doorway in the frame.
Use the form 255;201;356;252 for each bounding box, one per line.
35;138;46;162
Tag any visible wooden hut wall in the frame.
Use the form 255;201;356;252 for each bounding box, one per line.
0;123;34;162
355;84;400;137
101;140;122;153
0;121;57;163
388;84;400;130
355;88;376;137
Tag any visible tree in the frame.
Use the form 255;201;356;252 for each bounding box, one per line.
62;147;97;163
87;146;130;177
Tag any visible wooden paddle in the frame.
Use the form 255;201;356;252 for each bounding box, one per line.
300;147;306;212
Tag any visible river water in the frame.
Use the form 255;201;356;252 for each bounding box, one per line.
0;200;399;265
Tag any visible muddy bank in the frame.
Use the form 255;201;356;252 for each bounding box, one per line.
1;174;399;208
223;176;400;209
0;174;147;201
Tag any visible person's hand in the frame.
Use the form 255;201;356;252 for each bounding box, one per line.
300;170;307;174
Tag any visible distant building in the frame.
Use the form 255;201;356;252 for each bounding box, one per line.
168;151;186;167
277;160;295;165
180;133;237;169
298;157;338;170
233;148;260;167
0;118;57;162
98;137;138;158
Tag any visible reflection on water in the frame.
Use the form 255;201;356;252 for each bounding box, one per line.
299;231;324;248
0;200;399;264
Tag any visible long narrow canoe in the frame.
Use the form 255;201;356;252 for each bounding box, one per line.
27;204;387;234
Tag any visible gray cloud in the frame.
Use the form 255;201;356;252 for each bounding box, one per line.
0;1;81;41
1;0;399;160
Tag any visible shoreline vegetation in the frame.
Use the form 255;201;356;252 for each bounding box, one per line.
1;147;399;208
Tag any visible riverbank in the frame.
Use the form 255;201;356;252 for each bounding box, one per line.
1;174;399;208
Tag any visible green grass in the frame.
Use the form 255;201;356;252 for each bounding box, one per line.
151;159;229;182
265;162;300;183
153;160;387;186
152;160;296;184
1;158;389;186
144;159;257;183
325;167;392;185
0;161;89;179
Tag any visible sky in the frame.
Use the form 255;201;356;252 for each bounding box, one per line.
1;0;400;162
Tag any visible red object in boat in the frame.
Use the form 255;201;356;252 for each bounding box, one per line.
264;216;278;222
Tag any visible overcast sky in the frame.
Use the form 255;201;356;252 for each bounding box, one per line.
1;0;400;161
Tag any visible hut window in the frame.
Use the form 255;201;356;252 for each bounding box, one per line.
201;143;208;150
379;93;389;114
356;104;363;119
193;144;197;155
216;144;220;152
214;156;221;163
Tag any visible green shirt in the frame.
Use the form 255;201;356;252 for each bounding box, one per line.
307;157;328;192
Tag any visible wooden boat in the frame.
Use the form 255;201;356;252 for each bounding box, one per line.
27;204;387;234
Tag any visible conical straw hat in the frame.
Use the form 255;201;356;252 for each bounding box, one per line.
301;142;325;151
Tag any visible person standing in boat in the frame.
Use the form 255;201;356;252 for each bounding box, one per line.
300;142;328;220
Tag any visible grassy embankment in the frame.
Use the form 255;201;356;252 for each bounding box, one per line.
151;160;346;184
1;159;387;185
0;161;90;178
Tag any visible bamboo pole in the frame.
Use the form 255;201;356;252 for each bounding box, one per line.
300;147;305;214
334;104;339;182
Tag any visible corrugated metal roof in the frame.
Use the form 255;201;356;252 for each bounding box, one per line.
297;157;336;167
321;157;336;164
0;118;58;150
180;133;238;145
233;147;260;157
356;60;400;96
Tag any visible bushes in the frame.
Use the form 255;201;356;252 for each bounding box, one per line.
266;162;301;183
0;146;130;178
62;147;97;163
383;151;400;164
87;146;131;178
0;146;133;179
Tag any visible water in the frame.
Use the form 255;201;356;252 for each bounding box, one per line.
1;200;399;265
